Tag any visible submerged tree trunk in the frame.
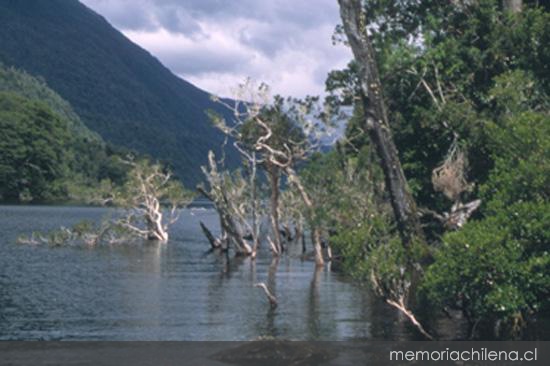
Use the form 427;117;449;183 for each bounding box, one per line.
300;227;306;255
198;152;253;256
286;167;324;266
267;164;283;255
145;199;169;242
249;152;260;258
200;221;222;249
223;211;252;255
338;0;424;246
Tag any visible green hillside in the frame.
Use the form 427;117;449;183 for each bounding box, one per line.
0;64;130;203
0;63;100;142
0;0;237;187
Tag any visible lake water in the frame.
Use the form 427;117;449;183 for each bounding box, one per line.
0;205;468;340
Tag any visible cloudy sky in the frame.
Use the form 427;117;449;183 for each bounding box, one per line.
80;0;351;98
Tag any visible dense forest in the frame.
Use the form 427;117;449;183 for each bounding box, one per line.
321;0;549;338
0;64;131;203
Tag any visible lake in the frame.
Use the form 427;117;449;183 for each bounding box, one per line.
0;205;466;340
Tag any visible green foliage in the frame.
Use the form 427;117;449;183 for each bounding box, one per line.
422;108;549;334
367;237;412;291
326;1;550;337
300;129;397;278
329;1;550;209
0;62;100;141
422;201;550;331
330;218;397;279
481;111;549;212
0;64;133;203
0;92;71;202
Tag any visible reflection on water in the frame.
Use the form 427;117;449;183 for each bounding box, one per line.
0;205;466;340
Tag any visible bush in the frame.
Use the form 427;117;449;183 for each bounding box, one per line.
330;218;396;279
422;201;549;335
481;111;549;213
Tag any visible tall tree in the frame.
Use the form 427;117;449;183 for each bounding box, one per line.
338;0;424;246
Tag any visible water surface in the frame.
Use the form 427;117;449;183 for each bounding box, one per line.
0;205;448;340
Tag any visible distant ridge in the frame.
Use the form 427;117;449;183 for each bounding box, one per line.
0;0;238;187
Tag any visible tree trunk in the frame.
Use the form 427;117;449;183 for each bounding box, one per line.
250;152;260;258
220;210;252;255
197;186;251;256
311;228;324;267
338;0;424;246
200;221;221;249
286;167;324;266
268;164;283;254
503;0;522;12
146;200;169;242
300;228;306;255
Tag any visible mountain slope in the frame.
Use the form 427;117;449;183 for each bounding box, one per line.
0;63;101;142
0;63;133;202
0;0;237;187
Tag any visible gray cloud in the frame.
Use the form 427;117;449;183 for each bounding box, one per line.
160;48;250;75
155;6;203;36
80;0;351;97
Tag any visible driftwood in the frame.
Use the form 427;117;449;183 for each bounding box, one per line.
254;282;278;308
370;269;434;340
386;298;434;340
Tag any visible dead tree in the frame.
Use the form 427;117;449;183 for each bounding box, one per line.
198;151;259;256
19;159;192;246
285;167;324;266
279;188;306;247
267;162;284;254
249;95;326;266
212;81;326;264
200;221;224;250
370;268;434;340
247;151;262;257
111;159;191;243
338;0;424;246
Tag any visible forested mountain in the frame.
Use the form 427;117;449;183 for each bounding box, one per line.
0;64;100;142
0;64;130;203
0;0;237;187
